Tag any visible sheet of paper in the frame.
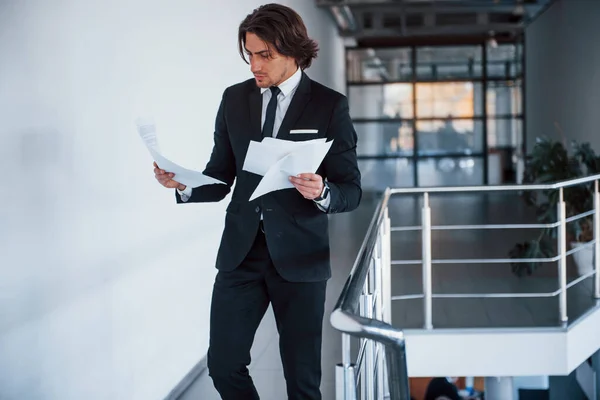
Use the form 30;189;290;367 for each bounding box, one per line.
249;139;334;201
136;118;160;151
278;139;333;177
136;118;226;188
147;147;225;188
243;138;326;176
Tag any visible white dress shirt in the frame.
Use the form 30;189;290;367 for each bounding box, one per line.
178;67;330;210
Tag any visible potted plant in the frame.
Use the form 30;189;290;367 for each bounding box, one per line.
509;136;599;277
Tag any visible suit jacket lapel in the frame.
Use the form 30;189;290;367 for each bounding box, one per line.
248;85;263;143
276;72;311;141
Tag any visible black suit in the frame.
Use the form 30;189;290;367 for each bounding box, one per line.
176;72;361;399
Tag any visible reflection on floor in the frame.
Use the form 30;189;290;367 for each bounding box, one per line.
176;190;598;399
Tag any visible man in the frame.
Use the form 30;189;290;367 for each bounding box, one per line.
153;4;361;399
424;377;462;400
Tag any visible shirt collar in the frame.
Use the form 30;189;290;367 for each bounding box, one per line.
260;67;302;97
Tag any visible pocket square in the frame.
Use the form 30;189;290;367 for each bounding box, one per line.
290;129;318;134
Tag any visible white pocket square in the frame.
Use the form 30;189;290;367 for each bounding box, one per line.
290;129;318;134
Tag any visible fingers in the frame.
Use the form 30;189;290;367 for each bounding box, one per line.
152;162;181;189
289;175;321;189
153;161;170;176
156;176;181;189
293;184;322;199
296;173;320;181
155;175;171;186
289;173;323;200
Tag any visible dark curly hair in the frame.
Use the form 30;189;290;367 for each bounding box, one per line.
238;3;319;70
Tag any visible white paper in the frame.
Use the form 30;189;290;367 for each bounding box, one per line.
136;118;225;188
136;117;160;151
243;138;326;176
278;140;333;178
247;138;333;201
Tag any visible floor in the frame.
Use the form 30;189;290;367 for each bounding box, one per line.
177;171;598;398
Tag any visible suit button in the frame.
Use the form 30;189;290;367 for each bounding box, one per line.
255;206;261;213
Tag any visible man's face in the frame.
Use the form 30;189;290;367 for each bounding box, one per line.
245;32;297;88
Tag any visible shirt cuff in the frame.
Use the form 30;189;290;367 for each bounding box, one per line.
177;186;192;202
314;195;330;212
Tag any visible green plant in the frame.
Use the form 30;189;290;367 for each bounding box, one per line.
509;136;600;277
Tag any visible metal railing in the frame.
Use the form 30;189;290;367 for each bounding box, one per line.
331;189;410;400
331;174;600;400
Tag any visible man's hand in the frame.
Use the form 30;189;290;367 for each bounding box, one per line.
154;161;186;191
289;173;324;200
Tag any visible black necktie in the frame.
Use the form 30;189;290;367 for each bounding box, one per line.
262;86;281;138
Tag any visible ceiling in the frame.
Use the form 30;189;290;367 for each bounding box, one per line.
315;0;555;44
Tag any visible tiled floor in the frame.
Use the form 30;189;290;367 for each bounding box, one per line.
176;188;599;399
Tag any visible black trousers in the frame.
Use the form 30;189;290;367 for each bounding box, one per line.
207;225;327;400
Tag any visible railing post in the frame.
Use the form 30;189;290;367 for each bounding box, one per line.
383;206;392;324
385;336;411;400
374;232;385;400
359;294;368;400
337;333;357;400
362;269;375;400
422;192;433;329
336;362;357;400
594;180;600;299
558;188;568;323
382;206;392;399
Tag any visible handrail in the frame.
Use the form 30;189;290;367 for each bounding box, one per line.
387;177;600;316
331;174;600;400
330;188;411;400
389;173;600;194
332;190;389;316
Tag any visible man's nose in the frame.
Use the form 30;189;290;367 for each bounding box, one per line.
250;59;261;73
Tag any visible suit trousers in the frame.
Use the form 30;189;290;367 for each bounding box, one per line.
207;223;327;400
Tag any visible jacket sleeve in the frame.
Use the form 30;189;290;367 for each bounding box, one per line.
175;89;235;204
321;95;362;214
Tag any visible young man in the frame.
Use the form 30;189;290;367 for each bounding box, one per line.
153;4;361;399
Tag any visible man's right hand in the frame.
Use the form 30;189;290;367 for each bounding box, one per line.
154;161;186;191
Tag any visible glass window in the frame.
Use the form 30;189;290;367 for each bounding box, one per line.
486;80;522;117
487;43;523;79
416;46;483;80
415;82;482;118
355;121;414;157
487;117;523;148
418;157;484;186
347;48;412;83
349;84;414;119
359;159;415;190
416;119;484;155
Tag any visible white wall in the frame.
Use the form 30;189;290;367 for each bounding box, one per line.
0;1;342;399
525;0;600;152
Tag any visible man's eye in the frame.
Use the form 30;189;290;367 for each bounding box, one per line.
261;54;269;59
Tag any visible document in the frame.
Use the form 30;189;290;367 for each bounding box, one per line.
243;138;333;201
243;137;326;176
136;118;225;188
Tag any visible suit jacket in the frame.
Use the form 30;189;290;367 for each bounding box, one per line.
176;72;362;282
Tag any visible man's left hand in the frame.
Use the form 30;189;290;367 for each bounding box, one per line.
289;173;324;200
